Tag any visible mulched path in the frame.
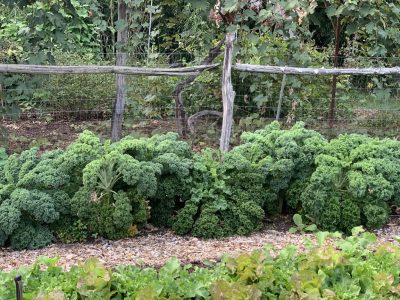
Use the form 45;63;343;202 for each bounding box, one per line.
0;228;311;272
1;217;399;272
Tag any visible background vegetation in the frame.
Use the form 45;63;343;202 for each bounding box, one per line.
0;0;399;151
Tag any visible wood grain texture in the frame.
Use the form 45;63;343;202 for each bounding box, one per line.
0;64;219;76
234;64;400;75
220;32;236;152
111;0;128;142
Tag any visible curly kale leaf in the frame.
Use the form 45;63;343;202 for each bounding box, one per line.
172;201;198;235
107;134;194;227
11;189;59;224
233;201;265;236
0;201;21;235
17;150;68;189
0;184;14;204
60;130;103;175
192;205;229;239
301;134;400;232
237;121;327;213
70;187;148;240
136;162;162;198
10;220;54;250
149;132;192;158
153;153;192;200
363;204;389;229
112;191;133;229
3;148;39;185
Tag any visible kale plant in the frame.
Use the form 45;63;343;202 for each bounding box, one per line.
71;132;192;239
0;148;65;249
0;131;104;249
238;121;327;213
301;134;400;232
173;149;265;238
173;122;326;238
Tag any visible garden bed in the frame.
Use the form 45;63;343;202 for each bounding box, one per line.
1;217;399;272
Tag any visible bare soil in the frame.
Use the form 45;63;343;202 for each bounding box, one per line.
1;119;180;153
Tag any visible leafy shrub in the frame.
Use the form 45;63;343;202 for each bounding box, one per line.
0;147;64;249
71;132;192;239
173;149;265;238
0;130;192;248
2;126;400;249
238;121;327;212
9;220;54;251
301;134;400;232
0;131;104;249
174;122;326;238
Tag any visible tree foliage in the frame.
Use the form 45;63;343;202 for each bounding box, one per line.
1;0;399;125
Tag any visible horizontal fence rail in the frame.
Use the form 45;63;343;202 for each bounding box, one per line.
0;63;219;76
234;64;400;75
3;63;399;76
1;58;399;150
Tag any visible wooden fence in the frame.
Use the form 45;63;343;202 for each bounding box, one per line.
1;47;400;150
233;64;400;75
0;64;218;76
0;63;219;142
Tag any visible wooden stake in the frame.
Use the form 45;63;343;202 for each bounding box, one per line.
111;0;128;142
328;17;341;128
276;73;287;121
15;276;23;300
220;32;236;151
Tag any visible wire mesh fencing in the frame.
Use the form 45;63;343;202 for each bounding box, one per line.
1;52;399;152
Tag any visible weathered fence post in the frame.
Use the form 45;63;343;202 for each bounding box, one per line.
15;275;23;300
111;0;128;142
220;32;236;151
276;73;287;121
328;17;341;128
